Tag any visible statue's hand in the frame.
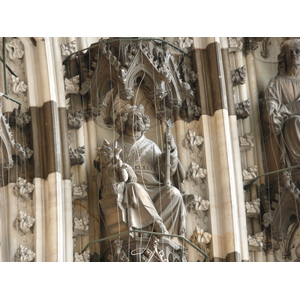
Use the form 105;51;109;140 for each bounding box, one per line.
166;133;177;151
125;164;137;183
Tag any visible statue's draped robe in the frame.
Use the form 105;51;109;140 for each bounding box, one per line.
265;75;300;166
117;134;186;236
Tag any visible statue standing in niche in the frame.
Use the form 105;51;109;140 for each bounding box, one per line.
263;39;300;168
114;104;187;236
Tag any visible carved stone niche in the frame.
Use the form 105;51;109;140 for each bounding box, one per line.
235;99;250;119
231;65;246;86
14;245;36;262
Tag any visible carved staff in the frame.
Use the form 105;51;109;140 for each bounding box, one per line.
164;119;173;187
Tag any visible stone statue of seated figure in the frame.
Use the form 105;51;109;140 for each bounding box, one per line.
114;104;187;236
94;139;168;236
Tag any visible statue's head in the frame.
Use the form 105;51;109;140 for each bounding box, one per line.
278;39;300;76
114;104;150;135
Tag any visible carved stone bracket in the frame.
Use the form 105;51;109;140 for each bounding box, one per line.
231;65;246;86
186;162;207;187
14;211;35;234
239;132;254;151
6;38;25;60
72;181;88;200
74;248;90;262
182;130;203;153
68;111;84;129
14;245;36;262
246;198;260;217
13;177;35;201
248;232;264;250
73;214;89;237
235;99;250;119
61;40;77;59
70;146;86;167
65;75;80;96
242;165;257;186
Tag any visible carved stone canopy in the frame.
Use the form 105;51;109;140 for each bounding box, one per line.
76;39;198;125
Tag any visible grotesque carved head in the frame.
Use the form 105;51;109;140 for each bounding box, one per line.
114;104;150;135
278;39;300;76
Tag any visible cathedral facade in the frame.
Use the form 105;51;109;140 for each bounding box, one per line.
1;37;299;262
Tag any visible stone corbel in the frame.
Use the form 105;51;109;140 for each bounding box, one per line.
231;65;246;86
14;211;35;234
245;198;260;217
235;99;250;119
239;132;254;151
68;111;84;129
186;162;207;187
72;182;88;201
70;145;86;167
73;214;89;236
65;75;80;96
242;165;257;186
248;232;264;251
6;38;25;60
182;130;203;153
13;177;35;201
74;249;90;262
14;245;36;262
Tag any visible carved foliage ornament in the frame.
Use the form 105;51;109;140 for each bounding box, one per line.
70;146;86;166
235;99;250;119
74;249;90;262
239;132;254;151
186;162;207;186
73;214;89;236
13;177;35;201
72;181;88;200
231;65;246;86
14;245;36;262
6;38;25;60
14;211;35;234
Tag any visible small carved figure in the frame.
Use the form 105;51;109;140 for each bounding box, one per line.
235;99;250;119
231;65;246;86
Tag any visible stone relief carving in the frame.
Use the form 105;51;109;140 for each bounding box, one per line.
70;145;86;166
242;165;257;185
174;37;194;53
186;162;207;188
74;249;90;262
13;177;35;201
15;143;33;160
14;245;36;262
6;37;25;60
259;37;272;59
182;130;203;153
10;76;27;95
245;199;260;217
72;182;88;200
61;40;77;58
243;37;266;53
181;62;198;83
239;132;254;151
190;226;212;258
187;195;210;214
14;211;35;234
248;232;264;250
68;111;84;129
235;99;250;119
231;65;246;86
228;37;243;52
73;214;89;236
65;75;80;95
